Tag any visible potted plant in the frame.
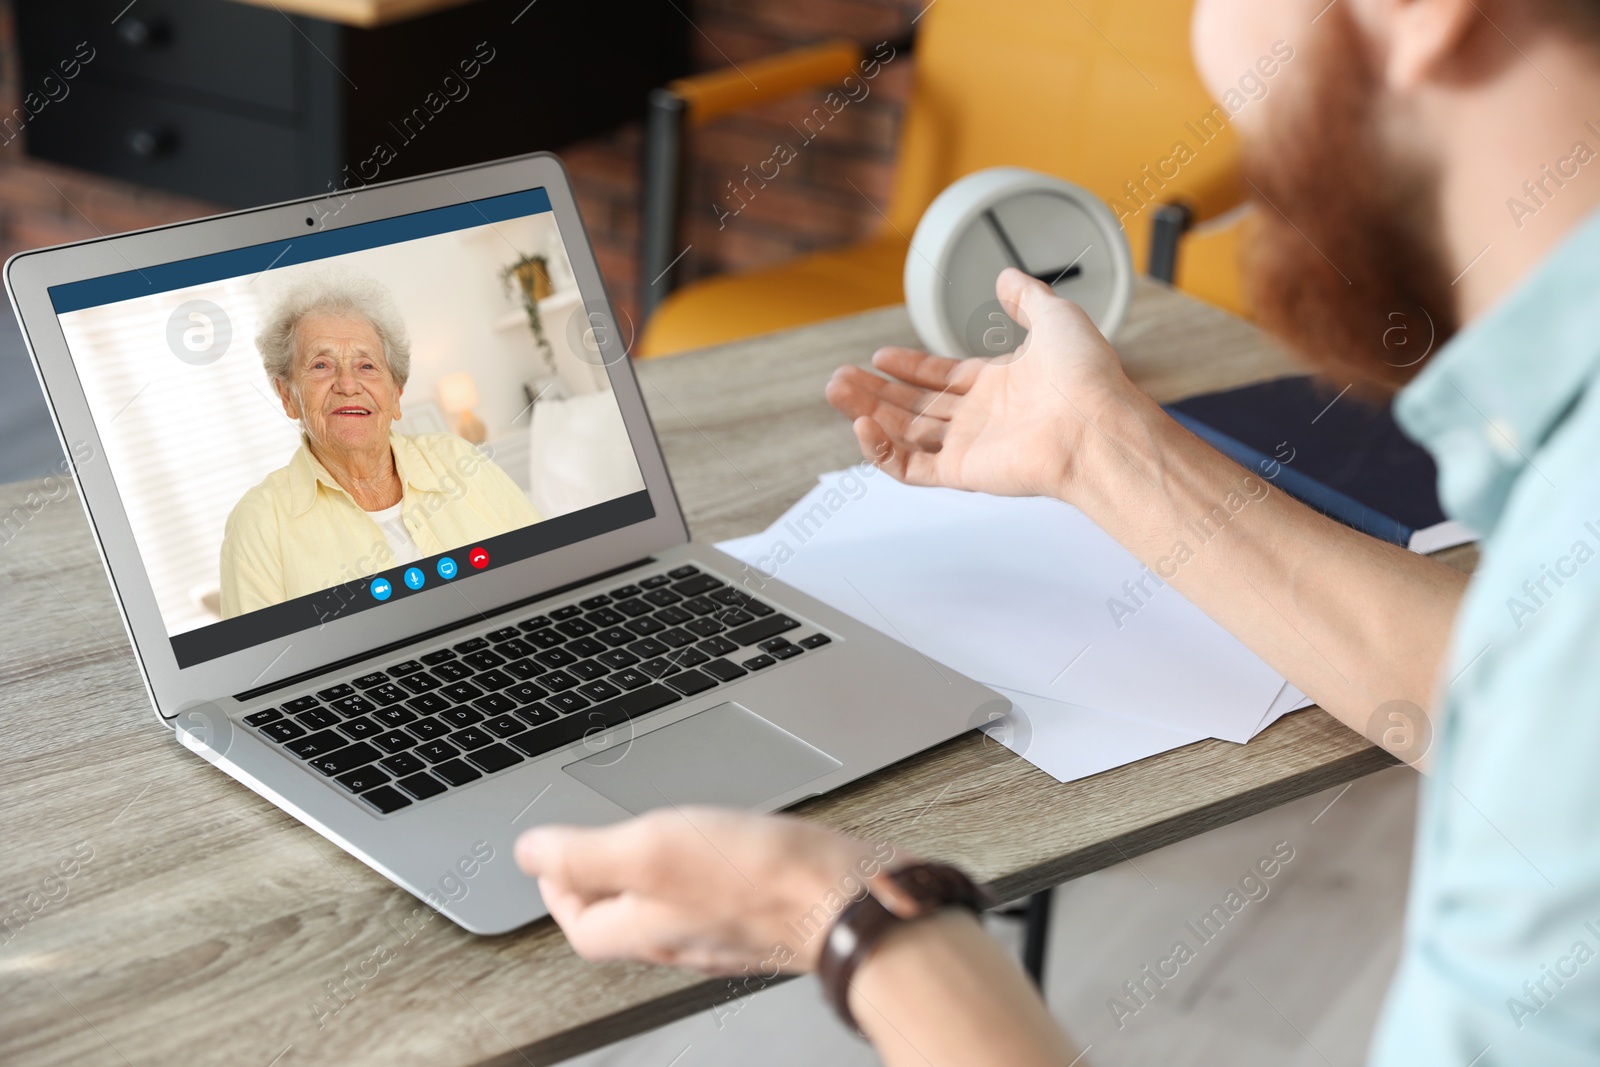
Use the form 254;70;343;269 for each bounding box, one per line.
501;252;558;376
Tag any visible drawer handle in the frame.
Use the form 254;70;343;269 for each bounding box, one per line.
126;127;176;158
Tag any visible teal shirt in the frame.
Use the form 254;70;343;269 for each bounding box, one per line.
1374;209;1600;1064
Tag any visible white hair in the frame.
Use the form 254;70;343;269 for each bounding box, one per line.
256;273;412;388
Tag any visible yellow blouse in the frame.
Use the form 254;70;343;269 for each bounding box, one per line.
219;432;541;618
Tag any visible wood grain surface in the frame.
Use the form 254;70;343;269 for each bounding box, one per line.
0;281;1410;1065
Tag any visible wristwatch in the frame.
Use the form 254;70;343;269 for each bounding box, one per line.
817;862;995;1034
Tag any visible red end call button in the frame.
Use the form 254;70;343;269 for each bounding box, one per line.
468;546;489;569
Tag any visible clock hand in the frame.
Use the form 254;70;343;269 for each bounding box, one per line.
983;210;1086;285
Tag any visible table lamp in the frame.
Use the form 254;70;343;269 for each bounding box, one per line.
435;371;486;444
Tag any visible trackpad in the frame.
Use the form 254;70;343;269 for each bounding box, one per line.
563;702;842;815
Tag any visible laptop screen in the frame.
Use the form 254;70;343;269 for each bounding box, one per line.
48;188;652;669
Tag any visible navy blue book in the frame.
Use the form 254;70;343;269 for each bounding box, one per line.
1165;375;1475;553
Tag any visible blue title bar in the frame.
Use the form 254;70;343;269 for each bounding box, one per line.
48;187;553;315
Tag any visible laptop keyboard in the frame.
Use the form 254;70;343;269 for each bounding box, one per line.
238;565;836;815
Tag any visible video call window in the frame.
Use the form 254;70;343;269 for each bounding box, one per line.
53;192;647;654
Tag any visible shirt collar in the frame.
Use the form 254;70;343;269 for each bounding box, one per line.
285;431;448;516
1395;207;1600;536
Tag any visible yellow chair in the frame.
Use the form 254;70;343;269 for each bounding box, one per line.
637;0;1251;359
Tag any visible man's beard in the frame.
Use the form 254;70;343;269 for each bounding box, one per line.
1241;8;1458;396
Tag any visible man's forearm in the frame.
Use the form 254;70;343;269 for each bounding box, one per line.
849;910;1078;1067
1064;383;1467;756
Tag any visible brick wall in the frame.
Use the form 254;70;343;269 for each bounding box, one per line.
0;0;924;336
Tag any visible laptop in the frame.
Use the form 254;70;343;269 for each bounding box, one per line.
5;153;1004;934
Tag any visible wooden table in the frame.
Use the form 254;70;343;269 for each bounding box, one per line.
0;281;1415;1065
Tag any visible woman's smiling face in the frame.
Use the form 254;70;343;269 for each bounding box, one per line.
276;311;402;462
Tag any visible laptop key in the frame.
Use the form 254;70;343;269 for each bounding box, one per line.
716;609;755;628
406;693;450;715
360;786;413;814
535;647;579;668
482;714;526;738
260;720;308;743
639;574;671;589
451;727;494;751
612;668;650;691
431;660;474;682
672;646;711;668
473;668;516;691
389;659;426;676
642;589;681;608
697;636;739;657
286;729;348;759
728;615;800;647
514;703;561;728
371;730;417;754
596;627;635;649
665;669;718;696
659;628;696;649
374;705;418;728
439;707;484;729
431;759;482;786
473;692;518;716
494;637;535;659
526;627;567;649
567;636;607;658
415;740;460;764
440;682;484;703
353;672;389;690
598;649;640;670
330;695;377;717
465;744;522;774
536;670;580;692
545;691;590;715
420;649;456;665
701;658;748;682
576;680;622;702
519;614;553;631
295;708;340;730
799;633;832;649
568;660;608;681
637;657;680;679
587;607;625;627
380;751;427;776
557;618;597;637
398;672;442;694
487;627;520;642
614;598;653;618
685;617;725;638
741;654;776;671
683;596;719;616
406;717;452;741
551;605;583;620
309;742;381;776
337;716;381;740
244;708;284;727
283;696;321;713
770;644;803;660
505;682;549;704
759;637;794;653
462;650;506;671
396;771;447;800
504;658;543;680
667;564;700;579
367;683;408;706
627;637;670;658
654;606;693;626
317;683;356;701
454;637;489;653
335;765;390;793
579;595;612;610
625;616;665;636
609;583;642;599
671;574;723;597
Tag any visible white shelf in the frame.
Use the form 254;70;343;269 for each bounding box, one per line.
494;287;582;332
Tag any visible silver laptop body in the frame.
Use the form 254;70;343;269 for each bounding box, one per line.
5;153;1003;933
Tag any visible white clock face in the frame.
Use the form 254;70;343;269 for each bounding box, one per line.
905;169;1133;360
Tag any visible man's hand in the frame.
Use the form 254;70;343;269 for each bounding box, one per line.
825;267;1131;500
516;808;911;974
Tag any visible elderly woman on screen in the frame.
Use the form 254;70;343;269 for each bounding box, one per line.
219;275;541;619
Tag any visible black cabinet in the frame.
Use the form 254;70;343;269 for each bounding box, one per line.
15;0;687;206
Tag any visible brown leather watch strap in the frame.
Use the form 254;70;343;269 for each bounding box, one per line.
817;862;995;1034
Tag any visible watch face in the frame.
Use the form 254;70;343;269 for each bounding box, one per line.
945;190;1124;358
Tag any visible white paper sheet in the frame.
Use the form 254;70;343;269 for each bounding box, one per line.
716;469;1284;743
984;686;1207;783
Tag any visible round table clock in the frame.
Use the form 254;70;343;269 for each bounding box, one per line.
903;167;1134;359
